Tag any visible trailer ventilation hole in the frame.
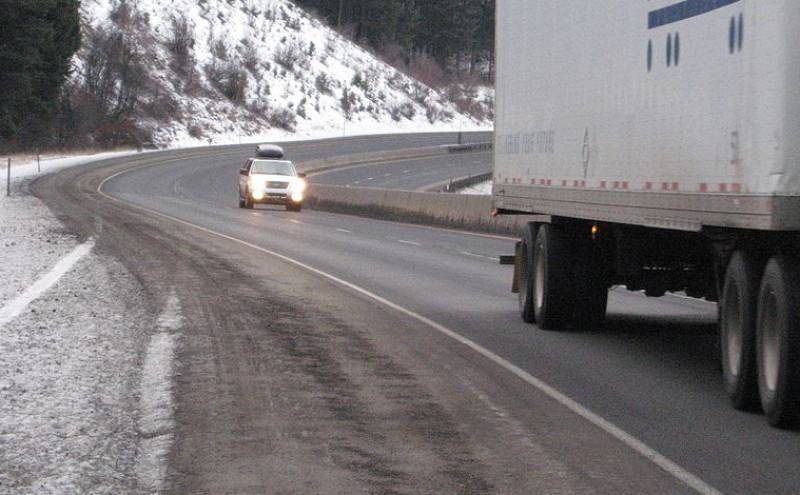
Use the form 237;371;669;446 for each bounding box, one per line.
666;33;672;67
738;13;744;52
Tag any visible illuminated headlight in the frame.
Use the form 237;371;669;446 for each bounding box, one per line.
249;177;266;197
289;178;307;202
289;178;307;193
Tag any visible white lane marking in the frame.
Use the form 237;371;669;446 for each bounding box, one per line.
289;219;302;224
0;241;94;329
336;228;351;233
384;173;392;177
398;239;422;247
99;170;722;495
627;289;717;307
668;293;717;306
403;170;411;174
460;251;501;262
367;177;375;181
136;290;182;494
353;180;362;185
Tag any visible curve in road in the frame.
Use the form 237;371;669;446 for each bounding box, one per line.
33;134;800;495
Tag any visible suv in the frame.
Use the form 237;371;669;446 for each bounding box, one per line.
238;146;307;211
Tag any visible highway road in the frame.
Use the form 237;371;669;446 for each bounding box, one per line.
33;134;799;495
311;151;492;191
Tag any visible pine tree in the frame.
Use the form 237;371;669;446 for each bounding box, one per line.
0;0;81;148
292;0;495;80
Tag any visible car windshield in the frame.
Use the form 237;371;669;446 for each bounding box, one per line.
251;160;295;176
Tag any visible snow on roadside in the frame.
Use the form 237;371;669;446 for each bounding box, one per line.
458;180;493;195
0;249;150;494
0;168;152;493
1;150;140;185
136;292;182;493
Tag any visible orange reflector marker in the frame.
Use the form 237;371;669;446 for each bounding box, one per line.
591;224;599;240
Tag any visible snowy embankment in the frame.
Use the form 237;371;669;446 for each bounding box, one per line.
459;181;493;195
0;159;171;493
77;0;493;148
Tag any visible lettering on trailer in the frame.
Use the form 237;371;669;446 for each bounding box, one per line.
648;0;741;29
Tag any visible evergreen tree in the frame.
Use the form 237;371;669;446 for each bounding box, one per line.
293;0;494;80
0;0;81;148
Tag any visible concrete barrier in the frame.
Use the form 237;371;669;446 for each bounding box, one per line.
307;184;539;235
298;141;536;235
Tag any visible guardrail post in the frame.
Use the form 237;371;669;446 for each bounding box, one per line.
6;158;10;196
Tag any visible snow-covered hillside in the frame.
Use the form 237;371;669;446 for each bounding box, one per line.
76;0;493;147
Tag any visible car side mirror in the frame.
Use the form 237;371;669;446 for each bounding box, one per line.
297;173;307;179
240;169;249;176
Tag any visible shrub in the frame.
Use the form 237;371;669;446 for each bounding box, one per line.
167;15;195;75
206;62;248;104
391;102;416;121
241;41;260;76
188;123;204;139
315;73;333;95
274;41;308;71
268;107;297;131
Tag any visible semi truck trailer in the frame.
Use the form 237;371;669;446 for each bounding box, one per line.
493;0;800;428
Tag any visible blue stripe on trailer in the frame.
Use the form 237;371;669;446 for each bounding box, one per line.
649;0;741;29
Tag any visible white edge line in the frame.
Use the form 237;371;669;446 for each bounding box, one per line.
0;241;94;328
97;168;722;495
397;239;422;247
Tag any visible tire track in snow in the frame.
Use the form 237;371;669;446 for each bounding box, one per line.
136;290;182;493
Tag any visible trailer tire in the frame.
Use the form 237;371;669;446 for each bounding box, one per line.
533;224;574;330
572;240;608;329
757;256;800;429
720;251;762;411
518;224;537;323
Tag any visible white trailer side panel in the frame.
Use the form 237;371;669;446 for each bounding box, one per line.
493;0;800;231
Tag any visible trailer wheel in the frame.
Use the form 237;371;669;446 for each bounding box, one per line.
757;256;800;428
720;251;762;410
518;224;536;323
533;224;574;330
572;240;608;329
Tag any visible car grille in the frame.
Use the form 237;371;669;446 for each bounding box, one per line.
267;181;290;189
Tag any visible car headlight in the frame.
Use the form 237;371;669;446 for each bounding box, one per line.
288;178;307;202
289;178;307;193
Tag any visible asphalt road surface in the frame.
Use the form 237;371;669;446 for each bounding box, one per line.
311;151;492;190
33;134;800;495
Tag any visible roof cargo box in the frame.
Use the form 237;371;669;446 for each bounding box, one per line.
255;144;285;159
